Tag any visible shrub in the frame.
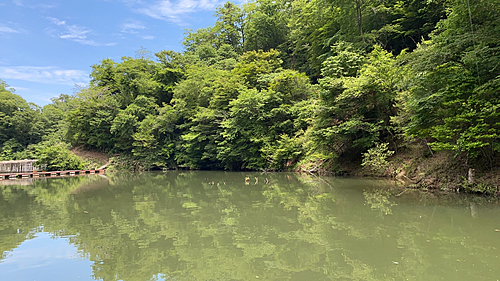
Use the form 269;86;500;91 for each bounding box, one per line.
36;143;85;171
362;143;395;176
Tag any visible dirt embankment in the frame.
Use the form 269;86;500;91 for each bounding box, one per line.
305;141;500;195
71;148;110;170
375;142;500;195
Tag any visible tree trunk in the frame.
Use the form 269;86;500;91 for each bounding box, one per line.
355;0;365;42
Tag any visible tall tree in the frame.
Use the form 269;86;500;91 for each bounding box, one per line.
401;0;500;166
214;2;245;53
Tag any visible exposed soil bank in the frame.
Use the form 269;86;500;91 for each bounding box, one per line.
71;148;109;170
309;142;500;196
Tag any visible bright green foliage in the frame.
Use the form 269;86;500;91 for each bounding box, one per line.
66;87;120;152
178;108;224;169
362;142;395;175
130;105;180;169
316;44;398;160
213;2;245;53
233;49;282;88
40;94;74;138
67;49;184;158
154;50;186;104
111;95;158;151
36;143;85;171
0;80;42;158
286;0;340;79
218;88;274;169
4;0;499;174
243;0;288;52
182;27;218;53
284;0;445;81
0;139;24;161
182;2;244;54
172;63;243;169
401;0;500;161
219;69;315;170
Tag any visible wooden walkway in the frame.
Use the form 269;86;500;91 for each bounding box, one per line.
0;169;106;180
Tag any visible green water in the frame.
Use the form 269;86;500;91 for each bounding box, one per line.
1;171;499;281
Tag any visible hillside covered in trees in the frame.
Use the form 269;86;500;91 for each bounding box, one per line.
1;0;499;192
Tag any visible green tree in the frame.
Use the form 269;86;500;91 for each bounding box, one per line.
219;69;315;170
400;0;500;166
0;80;42;158
233;49;283;89
243;0;288;53
36;143;85;171
214;2;245;53
315;44;398;163
66;87;120;152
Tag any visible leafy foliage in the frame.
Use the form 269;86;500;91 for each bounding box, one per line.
362;143;395;175
2;0;499;175
36;143;85;171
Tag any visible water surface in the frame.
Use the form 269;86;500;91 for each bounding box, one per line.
1;171;499;280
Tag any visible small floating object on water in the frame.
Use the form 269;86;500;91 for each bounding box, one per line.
495;229;500;232
393;261;399;265
84;211;89;214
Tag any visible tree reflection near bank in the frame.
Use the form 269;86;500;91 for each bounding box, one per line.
1;172;499;280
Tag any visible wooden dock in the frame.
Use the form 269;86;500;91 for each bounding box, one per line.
0;169;106;180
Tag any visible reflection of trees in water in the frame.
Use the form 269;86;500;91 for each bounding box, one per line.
0;175;107;259
1;172;499;280
363;189;396;216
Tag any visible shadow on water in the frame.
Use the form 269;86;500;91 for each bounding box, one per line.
1;171;499;281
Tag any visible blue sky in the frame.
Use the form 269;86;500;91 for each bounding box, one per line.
0;0;230;106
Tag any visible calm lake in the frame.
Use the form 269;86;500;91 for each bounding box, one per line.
1;171;499;281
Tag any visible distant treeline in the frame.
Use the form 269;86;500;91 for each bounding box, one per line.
1;0;499;173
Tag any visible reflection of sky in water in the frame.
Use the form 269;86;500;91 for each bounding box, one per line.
0;232;95;281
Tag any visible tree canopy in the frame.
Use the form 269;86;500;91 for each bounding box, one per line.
1;0;498;176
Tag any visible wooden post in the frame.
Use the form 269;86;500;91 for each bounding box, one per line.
468;168;475;184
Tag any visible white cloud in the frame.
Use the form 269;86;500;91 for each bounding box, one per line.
142;35;154;40
46;18;116;46
9;86;29;91
0;25;20;34
13;0;56;9
0;23;25;34
120;19;145;34
135;0;223;23
0;66;89;86
47;17;66;26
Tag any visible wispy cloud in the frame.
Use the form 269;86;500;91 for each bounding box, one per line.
0;23;25;34
142;35;154;40
120;19;145;34
46;17;116;46
13;0;56;9
9;86;30;92
60;25;98;45
47;17;66;26
132;0;223;24
0;66;89;86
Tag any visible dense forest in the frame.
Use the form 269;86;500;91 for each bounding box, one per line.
1;0;499;191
